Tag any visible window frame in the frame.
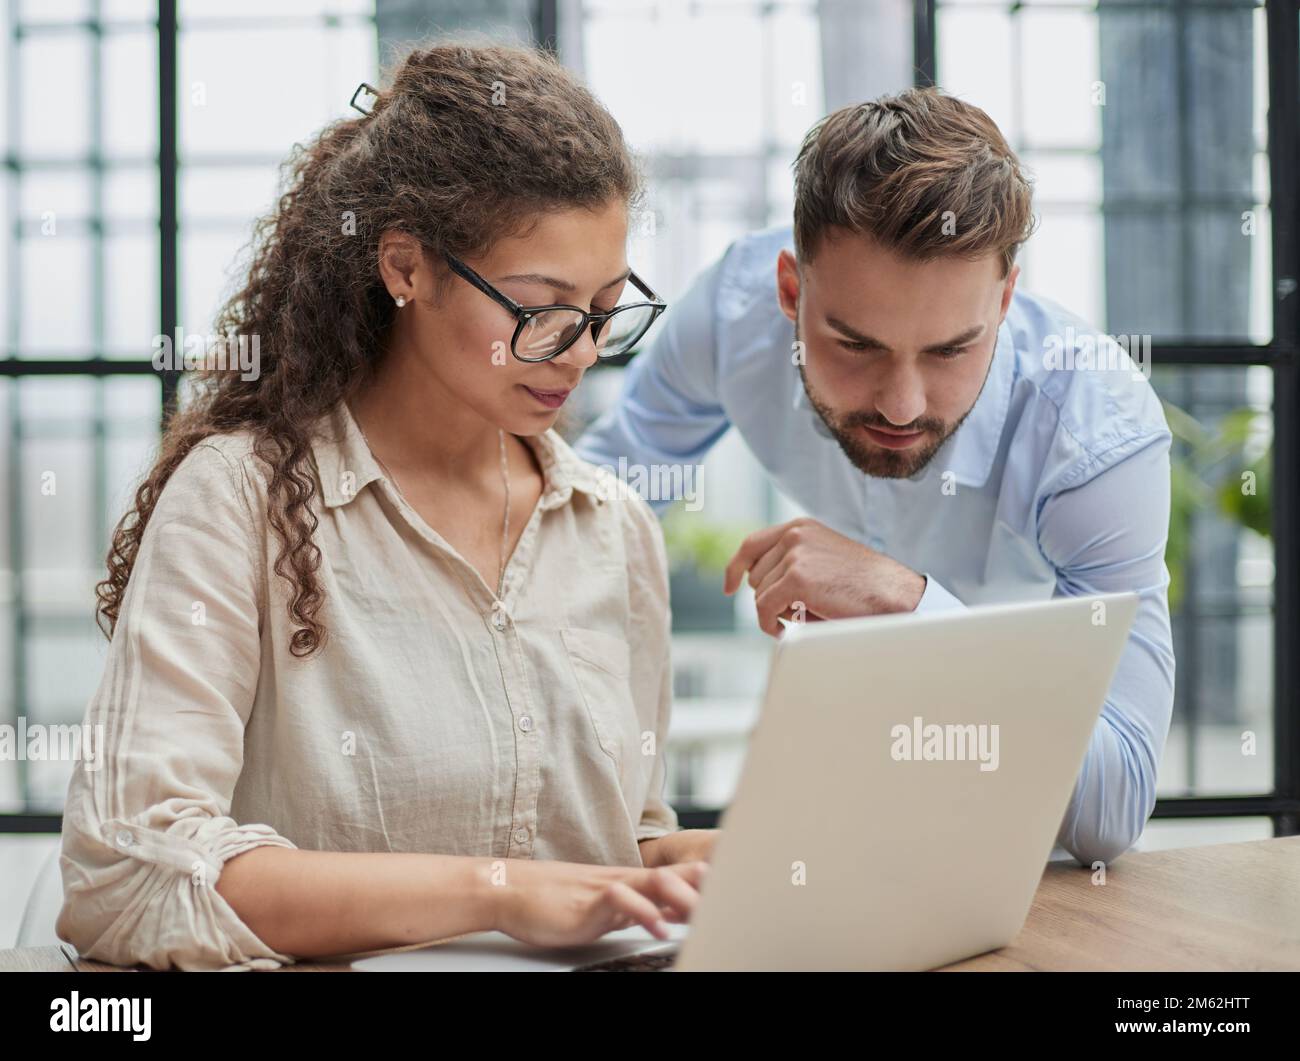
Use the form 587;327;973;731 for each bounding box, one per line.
1;0;1296;838
908;0;1300;837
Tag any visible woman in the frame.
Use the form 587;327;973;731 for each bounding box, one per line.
56;41;716;971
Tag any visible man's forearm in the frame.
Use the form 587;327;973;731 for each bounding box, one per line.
215;846;500;958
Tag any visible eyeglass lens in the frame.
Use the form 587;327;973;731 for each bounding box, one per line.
515;304;656;361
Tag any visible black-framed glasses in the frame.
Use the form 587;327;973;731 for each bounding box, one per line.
442;251;668;363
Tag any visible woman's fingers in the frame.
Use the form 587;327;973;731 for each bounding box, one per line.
601;880;672;939
639;865;703;921
657;860;710;897
597;864;709;938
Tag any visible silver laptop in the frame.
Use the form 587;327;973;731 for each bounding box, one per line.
354;591;1138;972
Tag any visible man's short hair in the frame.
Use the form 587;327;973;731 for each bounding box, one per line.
792;87;1036;277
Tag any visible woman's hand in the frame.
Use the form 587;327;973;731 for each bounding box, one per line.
491;859;709;948
639;828;719;868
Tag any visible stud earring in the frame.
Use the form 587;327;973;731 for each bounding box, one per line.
394;295;407;308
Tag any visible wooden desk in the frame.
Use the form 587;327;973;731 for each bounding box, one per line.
5;836;1297;972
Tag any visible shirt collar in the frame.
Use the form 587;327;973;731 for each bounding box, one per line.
311;400;604;510
791;317;1015;489
527;426;607;511
311;400;385;507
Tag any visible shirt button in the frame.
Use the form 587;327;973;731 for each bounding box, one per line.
116;831;133;848
514;828;530;844
491;608;507;631
518;715;533;733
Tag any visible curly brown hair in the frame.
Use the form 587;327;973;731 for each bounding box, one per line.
95;39;641;658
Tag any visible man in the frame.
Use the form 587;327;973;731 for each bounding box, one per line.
578;87;1174;867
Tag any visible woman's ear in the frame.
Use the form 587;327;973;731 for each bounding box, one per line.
377;229;428;303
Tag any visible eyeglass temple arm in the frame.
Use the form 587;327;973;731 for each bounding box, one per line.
443;253;527;317
447;251;665;321
629;269;665;306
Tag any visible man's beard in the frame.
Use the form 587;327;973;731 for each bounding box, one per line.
795;324;983;479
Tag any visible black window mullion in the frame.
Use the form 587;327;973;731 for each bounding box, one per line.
91;1;108;654
1265;0;1300;834
3;0;29;820
159;0;179;424
913;0;936;87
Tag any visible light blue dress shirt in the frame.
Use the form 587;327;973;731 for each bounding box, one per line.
577;224;1176;867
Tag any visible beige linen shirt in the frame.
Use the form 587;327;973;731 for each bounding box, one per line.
56;400;679;971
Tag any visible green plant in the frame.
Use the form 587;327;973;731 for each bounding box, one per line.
660;502;757;577
1163;401;1272;610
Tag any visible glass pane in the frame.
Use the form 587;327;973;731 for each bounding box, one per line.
176;14;377;351
0;172;9;349
105;232;159;360
104;378;163;524
20;235;93;356
181;0;373;17
179;22;378;159
103;29;159;157
9;18;161;360
1138;816;1274;853
769;6;824;150
104;165;158;220
0;382;12;726
1020;9;1101;150
1019;211;1104;339
19;381;97;606
584;5;765;154
23;620;111;811
1152;364;1273;798
19;33;92;158
21;171;92;220
937;7;1016;143
0;376;162;813
18;0;91;19
101;0;158;20
27;631;108;730
936;0;1272;342
181;165;281;224
181;227;254;336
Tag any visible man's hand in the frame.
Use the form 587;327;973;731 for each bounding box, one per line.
639;829;719;868
723;518;926;636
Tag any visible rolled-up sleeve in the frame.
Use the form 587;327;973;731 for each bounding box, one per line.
619;492;680;843
56;441;298;971
1036;437;1176;867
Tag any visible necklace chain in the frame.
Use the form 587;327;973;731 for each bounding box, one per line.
355;418;511;600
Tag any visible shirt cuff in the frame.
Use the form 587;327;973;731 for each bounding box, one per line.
914;574;966;614
637;816;681;842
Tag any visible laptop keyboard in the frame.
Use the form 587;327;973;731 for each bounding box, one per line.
572;948;678;972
